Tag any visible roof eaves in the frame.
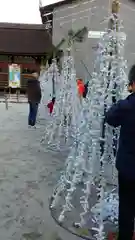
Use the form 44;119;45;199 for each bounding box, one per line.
40;0;73;12
0;22;46;31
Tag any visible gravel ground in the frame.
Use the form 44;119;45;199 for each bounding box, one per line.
0;103;79;240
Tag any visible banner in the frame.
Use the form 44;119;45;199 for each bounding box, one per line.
88;31;126;40
9;64;21;88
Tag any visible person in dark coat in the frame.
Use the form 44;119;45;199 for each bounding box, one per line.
83;81;89;98
27;72;41;127
105;65;135;240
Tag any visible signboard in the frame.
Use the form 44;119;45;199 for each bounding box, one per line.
9;64;21;88
88;31;106;39
88;31;126;40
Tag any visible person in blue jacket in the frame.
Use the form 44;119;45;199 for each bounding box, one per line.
105;65;135;240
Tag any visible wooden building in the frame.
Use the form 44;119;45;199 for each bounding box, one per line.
0;22;54;91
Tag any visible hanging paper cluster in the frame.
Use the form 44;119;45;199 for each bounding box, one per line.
91;13;128;239
91;191;118;225
49;11;128;240
38;59;61;122
41;53;82;151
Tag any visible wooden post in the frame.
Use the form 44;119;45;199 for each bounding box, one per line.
112;0;120;14
9;87;11;99
108;0;120;31
16;88;20;103
4;87;8;110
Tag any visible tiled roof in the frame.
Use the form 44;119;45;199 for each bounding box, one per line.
0;22;54;55
40;0;72;13
40;0;73;24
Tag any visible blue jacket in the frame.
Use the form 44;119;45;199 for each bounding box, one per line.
105;93;135;180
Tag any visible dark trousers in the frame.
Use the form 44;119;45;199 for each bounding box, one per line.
118;173;135;240
28;102;38;126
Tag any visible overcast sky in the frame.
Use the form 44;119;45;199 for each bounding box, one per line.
0;0;61;24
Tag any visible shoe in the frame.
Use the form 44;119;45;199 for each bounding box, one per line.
28;125;36;129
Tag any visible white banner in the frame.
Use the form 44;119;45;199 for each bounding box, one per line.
88;31;126;40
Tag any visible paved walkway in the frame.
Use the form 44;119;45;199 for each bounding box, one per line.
0;103;79;240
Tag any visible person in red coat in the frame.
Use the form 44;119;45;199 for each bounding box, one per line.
47;97;55;115
77;79;85;101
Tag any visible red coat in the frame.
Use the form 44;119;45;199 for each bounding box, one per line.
47;101;54;114
77;79;85;96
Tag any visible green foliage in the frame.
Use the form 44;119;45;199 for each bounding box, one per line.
22;232;42;239
76;227;90;236
22;231;63;240
47;232;63;240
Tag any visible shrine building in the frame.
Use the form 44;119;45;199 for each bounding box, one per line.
0;22;54;92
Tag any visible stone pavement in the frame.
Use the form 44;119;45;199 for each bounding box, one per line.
0;103;79;240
